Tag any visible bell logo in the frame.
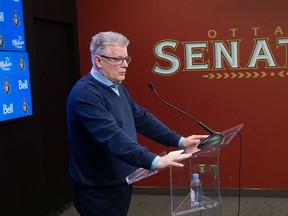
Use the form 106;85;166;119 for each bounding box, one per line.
18;80;28;89
3;104;14;114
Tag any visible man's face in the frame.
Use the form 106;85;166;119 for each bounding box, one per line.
95;45;129;83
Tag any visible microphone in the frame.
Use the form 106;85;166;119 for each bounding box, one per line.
148;82;224;149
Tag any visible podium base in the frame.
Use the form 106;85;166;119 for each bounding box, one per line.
172;194;220;216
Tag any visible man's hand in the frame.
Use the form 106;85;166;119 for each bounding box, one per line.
182;135;209;154
155;135;208;172
156;153;192;172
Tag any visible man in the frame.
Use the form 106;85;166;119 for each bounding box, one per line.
66;31;207;216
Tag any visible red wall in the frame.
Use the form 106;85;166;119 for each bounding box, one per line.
76;0;288;190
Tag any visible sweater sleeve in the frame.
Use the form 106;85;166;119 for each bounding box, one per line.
134;107;182;147
122;88;182;147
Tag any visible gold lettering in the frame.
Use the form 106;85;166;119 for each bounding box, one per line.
229;28;238;38
274;26;284;36
208;30;217;38
251;27;260;36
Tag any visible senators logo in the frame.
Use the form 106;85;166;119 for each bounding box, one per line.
18;55;25;70
3;77;11;94
21;98;28;113
13;10;20;26
0;35;4;48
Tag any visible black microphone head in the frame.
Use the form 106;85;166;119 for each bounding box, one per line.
198;132;225;149
148;82;155;91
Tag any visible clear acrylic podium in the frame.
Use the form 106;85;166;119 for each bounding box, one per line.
126;123;244;216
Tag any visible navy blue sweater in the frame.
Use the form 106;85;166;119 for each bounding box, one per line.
66;73;181;187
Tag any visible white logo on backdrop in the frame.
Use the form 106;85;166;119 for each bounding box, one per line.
0;57;12;71
11;36;25;49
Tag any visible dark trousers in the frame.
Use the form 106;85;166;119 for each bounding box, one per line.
72;181;133;216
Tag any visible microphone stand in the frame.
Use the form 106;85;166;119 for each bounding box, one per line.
148;83;224;149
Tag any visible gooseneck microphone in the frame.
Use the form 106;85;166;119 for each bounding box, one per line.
148;82;224;149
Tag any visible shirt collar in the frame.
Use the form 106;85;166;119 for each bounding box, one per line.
90;67;121;87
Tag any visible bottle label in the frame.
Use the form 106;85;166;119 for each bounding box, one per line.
190;189;196;202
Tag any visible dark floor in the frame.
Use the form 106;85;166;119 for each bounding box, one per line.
59;193;288;216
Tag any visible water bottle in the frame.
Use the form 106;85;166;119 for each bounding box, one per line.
190;173;202;207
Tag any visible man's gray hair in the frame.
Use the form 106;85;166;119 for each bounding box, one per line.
90;31;130;65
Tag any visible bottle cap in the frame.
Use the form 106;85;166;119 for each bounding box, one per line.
192;173;199;179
